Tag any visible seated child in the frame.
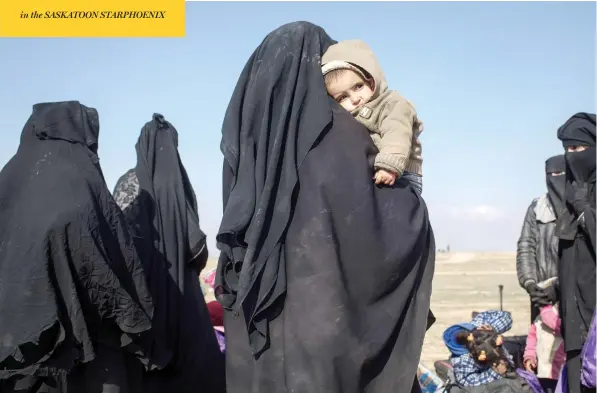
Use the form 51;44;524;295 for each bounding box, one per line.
453;329;514;387
523;279;565;393
321;39;424;194
442;310;514;387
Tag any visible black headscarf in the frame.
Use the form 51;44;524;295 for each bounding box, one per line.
554;112;596;393
131;114;207;274
555;112;596;241
545;154;566;218
113;114;224;393
215;21;336;357
0;101;154;380
558;112;596;192
558;112;596;148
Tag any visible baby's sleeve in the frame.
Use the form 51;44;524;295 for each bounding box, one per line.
374;98;416;176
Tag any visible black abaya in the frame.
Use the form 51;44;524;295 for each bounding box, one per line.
113;114;225;393
0;101;154;391
216;21;338;358
217;22;435;393
555;112;596;393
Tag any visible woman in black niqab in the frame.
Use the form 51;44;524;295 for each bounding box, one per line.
0;101;154;392
217;21;435;393
545;154;566;219
113;114;225;393
215;21;337;356
554;112;596;393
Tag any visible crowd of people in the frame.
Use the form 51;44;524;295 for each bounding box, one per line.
0;21;593;393
437;113;596;393
435;113;596;393
514;112;596;393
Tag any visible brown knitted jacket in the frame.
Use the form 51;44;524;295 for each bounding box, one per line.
322;40;423;176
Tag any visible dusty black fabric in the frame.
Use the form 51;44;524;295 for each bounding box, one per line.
0;102;154;382
218;21;435;393
545;155;566;219
222;103;435;393
215;21;337;357
554;112;596;393
113;114;225;393
557;113;596;148
566;147;596;192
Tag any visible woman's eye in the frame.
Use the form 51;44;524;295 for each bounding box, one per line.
354;84;363;91
337;95;347;102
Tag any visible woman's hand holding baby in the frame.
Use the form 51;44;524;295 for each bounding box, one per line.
374;169;397;186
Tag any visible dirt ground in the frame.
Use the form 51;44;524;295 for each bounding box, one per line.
420;252;529;368
200;252;529;369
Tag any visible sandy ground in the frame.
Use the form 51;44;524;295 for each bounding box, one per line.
421;252;529;367
200;252;529;369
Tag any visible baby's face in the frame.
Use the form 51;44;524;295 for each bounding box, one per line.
326;71;374;112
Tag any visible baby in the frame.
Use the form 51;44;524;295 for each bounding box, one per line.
322;40;424;193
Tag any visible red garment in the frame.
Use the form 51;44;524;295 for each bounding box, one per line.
207;301;224;328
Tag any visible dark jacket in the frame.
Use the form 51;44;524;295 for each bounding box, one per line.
516;194;559;289
444;371;533;393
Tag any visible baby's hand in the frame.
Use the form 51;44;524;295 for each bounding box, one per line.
374;169;397;186
416;121;424;133
413;114;424;134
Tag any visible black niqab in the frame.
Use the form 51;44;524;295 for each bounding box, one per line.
218;21;435;393
132;114;207;273
554;112;596;393
545;154;566;218
0;101;154;380
215;21;336;357
113;114;224;393
555;112;596;241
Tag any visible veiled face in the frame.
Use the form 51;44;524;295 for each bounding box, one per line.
565;145;589;153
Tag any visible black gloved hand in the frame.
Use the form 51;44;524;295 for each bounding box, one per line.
543;284;559;304
526;282;550;307
565;181;589;216
525;282;541;296
531;293;551;307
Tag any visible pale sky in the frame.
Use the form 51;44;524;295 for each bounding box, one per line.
0;2;595;252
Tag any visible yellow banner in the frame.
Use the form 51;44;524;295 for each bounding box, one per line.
0;0;185;37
